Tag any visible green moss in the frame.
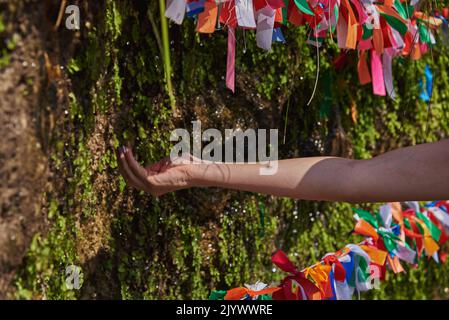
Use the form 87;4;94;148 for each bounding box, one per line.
15;199;78;300
0;13;5;33
14;0;449;300
0;14;17;69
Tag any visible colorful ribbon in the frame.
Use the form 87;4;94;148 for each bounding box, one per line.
165;1;445;94
210;201;449;300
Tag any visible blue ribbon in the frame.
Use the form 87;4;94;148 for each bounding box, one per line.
419;64;433;102
186;0;205;18
273;28;286;43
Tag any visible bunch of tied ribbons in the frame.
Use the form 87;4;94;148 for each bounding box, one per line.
209;200;449;300
165;0;446;96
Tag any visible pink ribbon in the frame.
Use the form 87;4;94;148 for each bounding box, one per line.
371;49;386;96
226;27;236;92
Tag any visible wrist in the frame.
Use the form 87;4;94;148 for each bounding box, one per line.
186;162;218;188
185;163;204;187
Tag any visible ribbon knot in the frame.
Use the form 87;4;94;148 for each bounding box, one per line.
323;254;346;282
224;286;280;300
271;250;321;300
353;208;401;254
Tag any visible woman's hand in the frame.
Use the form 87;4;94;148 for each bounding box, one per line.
117;146;195;197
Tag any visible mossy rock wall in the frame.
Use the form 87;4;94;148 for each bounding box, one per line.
9;0;449;299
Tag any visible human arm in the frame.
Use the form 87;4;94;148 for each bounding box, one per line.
117;139;449;202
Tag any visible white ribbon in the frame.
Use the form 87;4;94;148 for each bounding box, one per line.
165;0;186;25
379;204;393;228
383;48;397;100
236;0;257;28
429;206;449;228
256;6;276;51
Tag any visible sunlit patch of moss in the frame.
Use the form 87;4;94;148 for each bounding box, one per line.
15;199;78;300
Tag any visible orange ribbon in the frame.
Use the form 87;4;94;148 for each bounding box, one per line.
224;287;280;300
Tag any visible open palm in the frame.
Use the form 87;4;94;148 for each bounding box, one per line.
117;146;194;196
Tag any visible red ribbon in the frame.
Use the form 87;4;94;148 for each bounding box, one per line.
403;210;424;258
220;0;237;28
272;250;301;275
427;211;449;245
271;250;321;300
323;254;346;282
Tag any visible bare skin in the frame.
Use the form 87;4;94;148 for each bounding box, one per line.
117;139;449;202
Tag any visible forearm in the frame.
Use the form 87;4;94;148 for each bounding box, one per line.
189;140;449;202
350;140;449;202
190;157;354;200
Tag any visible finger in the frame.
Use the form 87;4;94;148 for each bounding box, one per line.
117;147;134;185
117;147;143;189
117;147;148;191
124;147;154;189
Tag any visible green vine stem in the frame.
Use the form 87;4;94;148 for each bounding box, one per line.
158;0;177;113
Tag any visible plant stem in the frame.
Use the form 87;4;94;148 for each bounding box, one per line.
158;0;177;113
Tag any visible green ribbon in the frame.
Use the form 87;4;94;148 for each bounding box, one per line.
353;208;401;253
404;4;415;18
404;217;411;230
416;211;441;241
334;4;339;29
282;0;289;25
294;0;314;16
394;0;408;20
418;21;431;44
353;208;379;229
380;13;408;35
208;290;272;300
378;229;402;253
362;25;373;40
348;253;370;288
319;70;333;119
209;290;227;300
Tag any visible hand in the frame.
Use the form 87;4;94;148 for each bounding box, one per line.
117;146;195;197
